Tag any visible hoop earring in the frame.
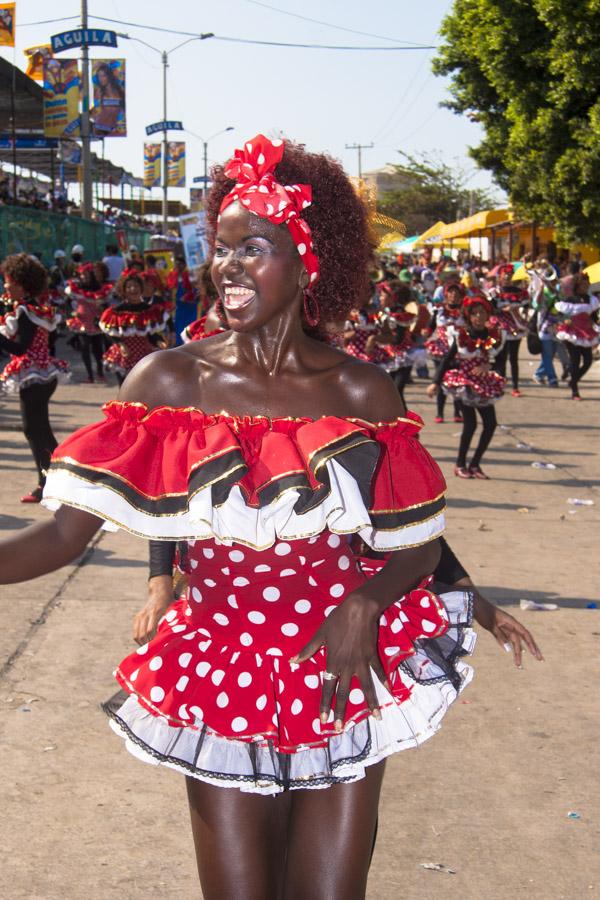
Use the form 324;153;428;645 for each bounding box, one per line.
215;298;227;324
303;289;320;327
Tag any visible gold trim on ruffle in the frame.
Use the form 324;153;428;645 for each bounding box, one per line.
101;399;421;431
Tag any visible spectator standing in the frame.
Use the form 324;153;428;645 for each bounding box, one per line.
102;244;125;283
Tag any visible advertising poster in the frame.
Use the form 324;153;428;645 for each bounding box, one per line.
0;2;15;47
179;211;209;275
145;249;174;284
43;59;80;138
143;143;161;188
189;187;203;210
91;59;126;137
24;44;53;81
167;141;186;187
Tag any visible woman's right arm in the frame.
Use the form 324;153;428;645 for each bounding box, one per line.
0;506;103;584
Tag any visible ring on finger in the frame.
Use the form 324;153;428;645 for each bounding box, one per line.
323;671;338;681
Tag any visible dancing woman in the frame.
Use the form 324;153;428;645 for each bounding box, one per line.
65;263;112;383
555;273;599;400
428;295;505;479
1;135;475;898
425;281;464;423
99;270;169;386
0;254;70;502
489;265;528;396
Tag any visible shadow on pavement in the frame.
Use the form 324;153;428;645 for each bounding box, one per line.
447;497;534;511
478;584;596;609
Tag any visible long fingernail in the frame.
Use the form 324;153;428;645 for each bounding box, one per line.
334;719;343;733
289;656;299;663
320;713;328;724
503;643;512;653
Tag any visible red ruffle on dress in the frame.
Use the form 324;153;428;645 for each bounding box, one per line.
44;402;474;794
180;314;226;343
0;303;71;393
425;311;463;361
490;308;528;341
65;282;112;335
555;296;600;348
99;302;168;376
442;326;506;407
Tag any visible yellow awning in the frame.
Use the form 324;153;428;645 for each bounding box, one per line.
440;209;511;240
413;221;446;247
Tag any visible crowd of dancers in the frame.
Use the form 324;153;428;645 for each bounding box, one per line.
0;242;598;501
0;247;208;501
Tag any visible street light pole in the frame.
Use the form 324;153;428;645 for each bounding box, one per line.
203;141;208;200
122;33;214;235
80;0;93;219
161;51;169;233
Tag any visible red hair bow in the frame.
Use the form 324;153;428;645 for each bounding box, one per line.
219;134;320;285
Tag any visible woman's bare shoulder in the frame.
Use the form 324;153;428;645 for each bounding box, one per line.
117;346;204;409
330;355;407;421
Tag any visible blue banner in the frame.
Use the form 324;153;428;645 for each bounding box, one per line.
145;120;183;136
51;29;117;53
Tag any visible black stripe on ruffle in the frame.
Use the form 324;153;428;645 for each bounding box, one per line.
309;433;380;509
50;447;248;515
369;493;446;529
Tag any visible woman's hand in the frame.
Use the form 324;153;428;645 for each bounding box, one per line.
473;591;543;668
133;575;174;645
427;383;438;397
291;593;388;733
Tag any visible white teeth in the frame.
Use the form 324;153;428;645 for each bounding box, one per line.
224;286;254;296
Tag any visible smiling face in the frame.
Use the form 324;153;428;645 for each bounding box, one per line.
466;302;489;329
211;202;307;332
124;277;142;304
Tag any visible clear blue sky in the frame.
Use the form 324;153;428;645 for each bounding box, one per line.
6;0;495;202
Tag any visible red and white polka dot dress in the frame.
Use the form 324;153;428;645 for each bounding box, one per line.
0;303;70;393
45;401;474;794
442;325;506;407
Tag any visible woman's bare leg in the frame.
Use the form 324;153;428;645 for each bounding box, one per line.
283;761;386;900
186;776;291;900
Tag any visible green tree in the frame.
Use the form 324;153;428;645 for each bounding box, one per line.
433;0;600;246
377;151;496;234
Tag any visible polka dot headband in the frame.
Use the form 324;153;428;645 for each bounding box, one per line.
219;134;320;285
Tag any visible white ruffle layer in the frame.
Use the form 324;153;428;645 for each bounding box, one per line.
0;304;59;337
0;367;71;394
108;662;473;795
43;457;445;551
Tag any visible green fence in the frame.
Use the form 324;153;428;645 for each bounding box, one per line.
0;206;151;266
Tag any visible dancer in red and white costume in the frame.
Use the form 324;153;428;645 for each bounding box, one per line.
428;295;505;479
489;264;528;396
425;281;465;422
99;269;169;385
0;254;70;502
555;272;599;399
65;263;112;382
1;135;474;897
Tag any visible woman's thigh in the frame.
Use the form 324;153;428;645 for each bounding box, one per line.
186;776;291;900
283;761;386;900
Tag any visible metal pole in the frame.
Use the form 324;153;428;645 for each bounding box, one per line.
10;62;17;202
203;141;208;199
80;0;93;219
162;51;169;233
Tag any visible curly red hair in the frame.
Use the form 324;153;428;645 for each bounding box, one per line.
205;140;374;328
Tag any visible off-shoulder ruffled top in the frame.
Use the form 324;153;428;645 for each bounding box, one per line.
43;401;446;551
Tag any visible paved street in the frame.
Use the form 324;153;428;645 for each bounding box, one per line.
1;346;599;900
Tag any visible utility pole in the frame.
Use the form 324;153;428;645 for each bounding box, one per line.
203;141;208;200
161;51;169;233
345;142;374;181
80;0;93;219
